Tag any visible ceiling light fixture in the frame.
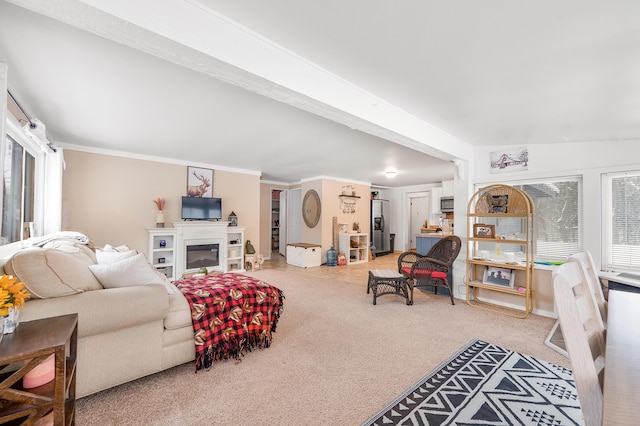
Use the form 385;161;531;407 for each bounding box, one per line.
385;170;397;178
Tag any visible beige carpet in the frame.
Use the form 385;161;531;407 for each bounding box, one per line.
76;258;568;425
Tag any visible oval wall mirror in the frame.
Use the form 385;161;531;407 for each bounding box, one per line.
302;189;321;228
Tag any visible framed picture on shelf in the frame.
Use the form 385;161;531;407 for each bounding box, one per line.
483;266;515;288
487;194;509;213
473;224;495;238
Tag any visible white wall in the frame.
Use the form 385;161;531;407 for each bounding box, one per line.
473;140;640;270
62;150;261;255
382;140;640;305
383;183;441;253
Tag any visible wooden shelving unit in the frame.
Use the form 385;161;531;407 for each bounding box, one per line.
466;184;535;318
338;194;360;213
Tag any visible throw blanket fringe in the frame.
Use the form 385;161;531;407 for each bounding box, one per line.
201;329;276;370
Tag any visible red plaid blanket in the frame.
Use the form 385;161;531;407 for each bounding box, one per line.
175;273;285;371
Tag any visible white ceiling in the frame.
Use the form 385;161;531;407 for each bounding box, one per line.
1;0;639;187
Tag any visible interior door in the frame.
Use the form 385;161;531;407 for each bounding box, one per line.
409;195;430;250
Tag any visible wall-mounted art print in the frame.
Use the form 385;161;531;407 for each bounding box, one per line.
490;146;528;173
186;167;213;198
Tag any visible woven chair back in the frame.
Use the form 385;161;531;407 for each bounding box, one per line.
426;235;461;266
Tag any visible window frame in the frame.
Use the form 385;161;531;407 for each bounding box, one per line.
475;175;583;262
602;170;640;272
2;117;48;242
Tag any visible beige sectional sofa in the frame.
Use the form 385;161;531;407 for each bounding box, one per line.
0;240;195;398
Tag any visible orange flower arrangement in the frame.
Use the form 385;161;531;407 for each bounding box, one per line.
0;274;30;316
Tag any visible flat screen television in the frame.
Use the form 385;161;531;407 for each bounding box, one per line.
181;196;222;221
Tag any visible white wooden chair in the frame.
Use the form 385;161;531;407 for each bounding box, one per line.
545;251;607;357
553;261;606;426
568;251;607;324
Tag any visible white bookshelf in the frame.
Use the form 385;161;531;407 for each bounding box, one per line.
338;233;369;265
147;228;178;280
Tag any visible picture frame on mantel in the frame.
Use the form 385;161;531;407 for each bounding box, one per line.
186;167;213;198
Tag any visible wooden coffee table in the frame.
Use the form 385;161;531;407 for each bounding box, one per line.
367;269;412;305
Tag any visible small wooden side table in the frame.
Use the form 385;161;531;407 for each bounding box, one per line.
0;313;78;425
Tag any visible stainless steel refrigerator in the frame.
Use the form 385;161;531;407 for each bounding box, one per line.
371;199;390;254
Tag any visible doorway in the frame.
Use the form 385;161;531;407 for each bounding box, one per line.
269;188;301;260
409;193;430;250
270;189;286;257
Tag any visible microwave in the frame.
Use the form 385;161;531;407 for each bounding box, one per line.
440;196;454;212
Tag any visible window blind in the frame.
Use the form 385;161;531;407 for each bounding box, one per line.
608;173;640;269
477;177;582;261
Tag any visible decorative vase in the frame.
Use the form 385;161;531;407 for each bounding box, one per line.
156;210;165;228
0;317;4;342
3;307;20;334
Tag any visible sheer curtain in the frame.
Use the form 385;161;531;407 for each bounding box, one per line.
5;117;64;239
0;60;8;239
1;60;63;240
42;147;63;235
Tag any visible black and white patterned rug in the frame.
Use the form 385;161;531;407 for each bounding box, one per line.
363;340;584;425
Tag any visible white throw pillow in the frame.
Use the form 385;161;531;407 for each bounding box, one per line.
88;253;165;289
95;249;137;264
102;244;132;252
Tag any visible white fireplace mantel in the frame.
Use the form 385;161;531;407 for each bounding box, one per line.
172;221;244;277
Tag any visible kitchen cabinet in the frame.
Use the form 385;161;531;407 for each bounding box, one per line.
442;180;454;197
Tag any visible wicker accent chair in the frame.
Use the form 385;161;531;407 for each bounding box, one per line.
397;235;462;305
